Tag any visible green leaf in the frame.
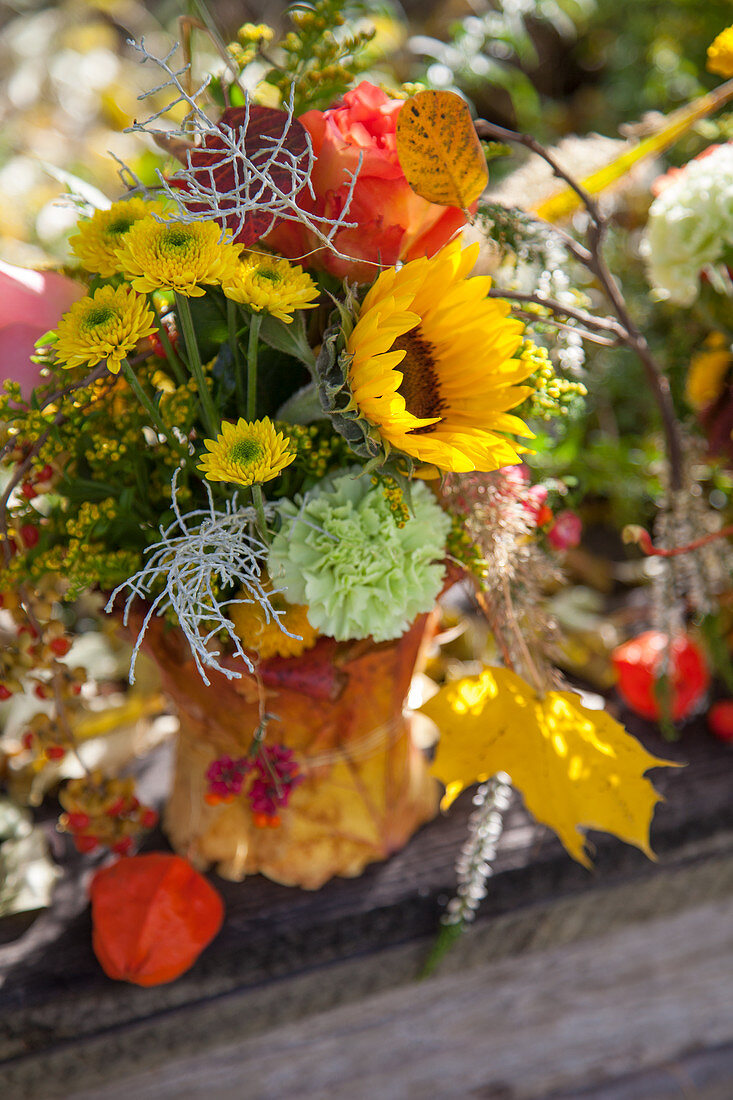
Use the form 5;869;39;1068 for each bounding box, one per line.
259;312;316;371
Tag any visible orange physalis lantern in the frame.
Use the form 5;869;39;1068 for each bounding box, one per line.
612;630;709;722
90;853;224;986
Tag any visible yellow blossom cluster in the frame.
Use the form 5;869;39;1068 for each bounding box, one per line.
707;25;733;78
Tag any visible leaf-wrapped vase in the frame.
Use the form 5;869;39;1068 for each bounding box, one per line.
137;612;440;889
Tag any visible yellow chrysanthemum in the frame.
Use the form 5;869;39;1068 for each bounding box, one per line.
197;417;296;486
686;334;733;409
344;239;533;472
54;285;157;374
223;253;320;323
68;197;166;277
230;585;318;659
115;216;242;297
707;25;733;77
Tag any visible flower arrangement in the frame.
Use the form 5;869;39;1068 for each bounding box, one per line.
2;3;733;981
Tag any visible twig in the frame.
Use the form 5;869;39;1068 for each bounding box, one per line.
625;523;733;557
488;288;624;337
476;117;686;492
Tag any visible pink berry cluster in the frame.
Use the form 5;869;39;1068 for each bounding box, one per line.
205;745;303;828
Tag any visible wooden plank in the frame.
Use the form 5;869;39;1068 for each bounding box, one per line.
55;895;733;1100
1;718;731;1097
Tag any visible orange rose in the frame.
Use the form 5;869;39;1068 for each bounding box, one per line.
266;82;468;282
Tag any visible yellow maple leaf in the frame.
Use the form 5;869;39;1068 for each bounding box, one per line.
421;665;679;867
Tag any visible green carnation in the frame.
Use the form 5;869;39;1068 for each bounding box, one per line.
268;472;450;643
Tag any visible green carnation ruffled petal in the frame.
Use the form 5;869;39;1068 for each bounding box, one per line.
267;471;450;643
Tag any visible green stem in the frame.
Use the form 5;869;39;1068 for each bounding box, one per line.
251;483;269;544
175;292;219;438
247;312;262;422
119;360;171;442
228;298;244;413
148;295;186;385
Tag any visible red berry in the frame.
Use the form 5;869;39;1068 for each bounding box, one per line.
67;811;91;831
205;792;223;806
112;836;134;856
708;700;733;743
45;745;66;761
535;504;553;527
106;797;128;817
18;623;39;640
19;524;40;548
252;812;270;829
0;684;12;701
21;731;34;750
266;814;281;828
547;510;583;550
34;683;48;700
21;482;37;500
49;636;71;657
74;835;99;854
71;683;82;695
140;808;158;828
34;465;53;483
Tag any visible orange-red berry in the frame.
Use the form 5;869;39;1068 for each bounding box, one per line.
49;636;71;657
112;837;134;856
708;700;733;743
74;835;99;854
0;685;12;701
45;745;66;761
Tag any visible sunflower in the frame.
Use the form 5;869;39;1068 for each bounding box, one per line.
197;417;295;486
223;253;319;323
339;239;533;473
229;584;319;659
115;216;242;297
54;285;157;374
69;197;166;277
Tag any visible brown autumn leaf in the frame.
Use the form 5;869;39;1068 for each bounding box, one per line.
395;90;488;209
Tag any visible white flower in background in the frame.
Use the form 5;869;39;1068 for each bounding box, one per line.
642;142;733;306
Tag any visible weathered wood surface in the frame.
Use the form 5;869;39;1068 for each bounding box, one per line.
0;713;731;1099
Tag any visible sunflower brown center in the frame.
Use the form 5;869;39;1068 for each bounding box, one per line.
392;328;445;434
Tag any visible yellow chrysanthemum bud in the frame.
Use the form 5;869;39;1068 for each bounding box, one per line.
115;217;242;297
222;253;319;323
197;417;296;487
229;584;319;659
69;197;166;277
54;285;157;374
